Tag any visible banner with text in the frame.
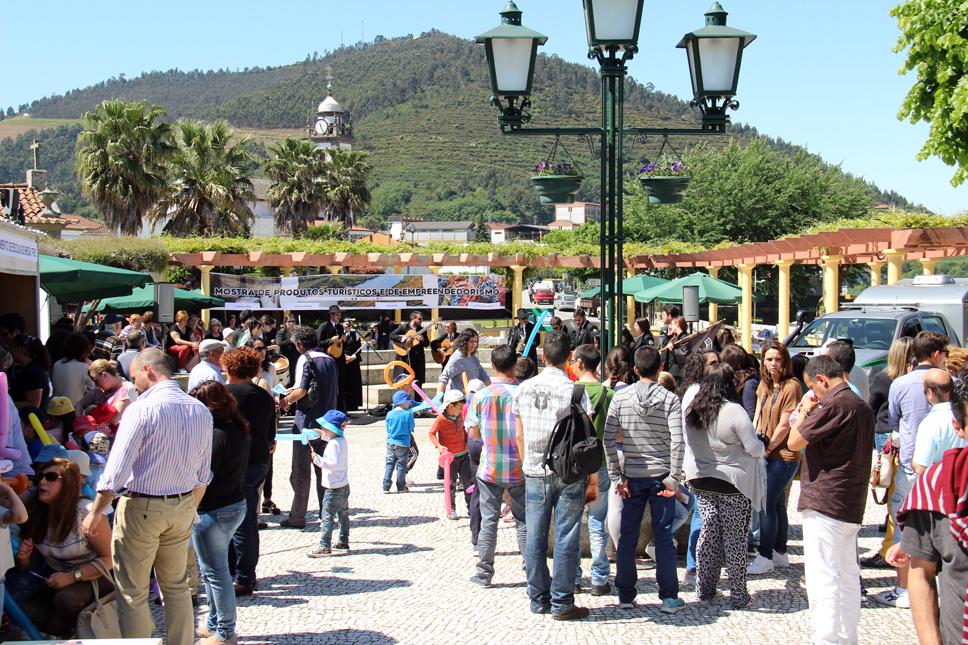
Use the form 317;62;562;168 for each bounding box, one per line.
209;272;507;311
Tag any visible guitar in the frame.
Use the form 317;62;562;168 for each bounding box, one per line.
432;337;456;365
392;319;442;356
326;330;346;359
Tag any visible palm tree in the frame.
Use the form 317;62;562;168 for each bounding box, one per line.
76;100;174;236
321;149;372;227
264;138;329;236
149;120;256;236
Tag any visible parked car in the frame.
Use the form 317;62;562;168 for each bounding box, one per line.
786;309;961;378
554;291;578;311
532;287;555;306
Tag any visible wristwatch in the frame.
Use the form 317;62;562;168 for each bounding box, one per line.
73;568;83;582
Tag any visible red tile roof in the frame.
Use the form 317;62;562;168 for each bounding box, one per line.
61;213;107;235
0;183;63;226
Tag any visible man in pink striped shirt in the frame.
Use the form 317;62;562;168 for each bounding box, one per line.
83;347;213;645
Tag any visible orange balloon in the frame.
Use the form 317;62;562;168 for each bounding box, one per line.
384;361;415;389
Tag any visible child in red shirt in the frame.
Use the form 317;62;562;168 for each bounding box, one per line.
428;389;474;520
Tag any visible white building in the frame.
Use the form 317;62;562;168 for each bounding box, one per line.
553;201;600;226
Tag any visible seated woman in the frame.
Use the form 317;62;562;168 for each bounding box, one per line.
165;310;198;372
12;458;112;638
85;359;138;433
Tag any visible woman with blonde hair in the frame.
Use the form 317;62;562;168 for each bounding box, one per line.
862;336;914;567
87;359;138;430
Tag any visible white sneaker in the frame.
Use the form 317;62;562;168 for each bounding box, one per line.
871;588;910;608
772;551;790;569
746;554;774;575
681;570;696;588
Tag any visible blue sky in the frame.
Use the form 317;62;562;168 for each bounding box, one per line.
6;1;965;215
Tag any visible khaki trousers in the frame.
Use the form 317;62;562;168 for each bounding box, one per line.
113;494;195;645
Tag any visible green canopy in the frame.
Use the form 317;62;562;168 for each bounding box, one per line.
633;271;749;305
84;285;225;314
579;274;668;299
40;255;152;303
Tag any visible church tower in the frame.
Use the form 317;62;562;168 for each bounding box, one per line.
308;79;353;151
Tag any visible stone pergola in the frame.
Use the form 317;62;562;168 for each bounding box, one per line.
170;226;968;349
633;226;968;350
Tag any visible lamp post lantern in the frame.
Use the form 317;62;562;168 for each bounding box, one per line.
677;2;756;132
478;2;755;354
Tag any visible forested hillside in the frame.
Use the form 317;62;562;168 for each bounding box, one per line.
3;31;923;223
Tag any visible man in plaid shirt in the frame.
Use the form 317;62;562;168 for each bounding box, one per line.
467;345;525;587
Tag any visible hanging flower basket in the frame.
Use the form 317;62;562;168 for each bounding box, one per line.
639;175;692;205
530;172;584;205
638;159;691;205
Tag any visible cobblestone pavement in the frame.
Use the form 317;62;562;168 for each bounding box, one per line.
161;416;917;644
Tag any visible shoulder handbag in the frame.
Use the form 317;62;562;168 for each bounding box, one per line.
75;558;121;638
869;444;897;505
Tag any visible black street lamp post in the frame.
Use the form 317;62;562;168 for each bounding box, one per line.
477;0;755;353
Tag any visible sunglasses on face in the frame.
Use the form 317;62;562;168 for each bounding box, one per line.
33;472;63;484
254;346;266;351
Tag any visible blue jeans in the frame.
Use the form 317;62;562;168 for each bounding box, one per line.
616;476;679;603
577;465;611;586
474;477;527;584
525;474;585;615
230;463;269;587
758;459;799;559
192;499;247;641
891;465;917;546
384;443;409;491
320;485;350;548
675;486;700;572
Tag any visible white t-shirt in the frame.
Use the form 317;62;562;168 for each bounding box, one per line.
52;359;94;408
0;506;14;574
187;360;226;392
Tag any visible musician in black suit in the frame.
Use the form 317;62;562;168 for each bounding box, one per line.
340;320;364;411
274;315;301;385
567;308;599;350
391;311;430;386
430;321;459;369
629;318;656;357
507;308;538;365
317;305;347;411
373;312;396;351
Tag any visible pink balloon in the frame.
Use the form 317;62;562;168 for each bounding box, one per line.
411;383;441;415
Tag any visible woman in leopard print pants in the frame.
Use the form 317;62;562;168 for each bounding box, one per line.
683;363;767;609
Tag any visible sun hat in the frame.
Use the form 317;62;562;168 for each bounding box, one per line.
392;390;413;407
199;339;224;355
442;389;466;406
65;450;92;477
318;410;349;437
86;432;111;456
33;443;68;465
46;396;74;417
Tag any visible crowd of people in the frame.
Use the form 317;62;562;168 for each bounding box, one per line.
1;302;967;643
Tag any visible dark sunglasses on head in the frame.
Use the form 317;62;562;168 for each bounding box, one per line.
33;472;63;484
253;345;267;351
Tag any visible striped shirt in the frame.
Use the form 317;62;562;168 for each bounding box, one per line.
465;381;521;485
512;367;592;477
97;379;213;496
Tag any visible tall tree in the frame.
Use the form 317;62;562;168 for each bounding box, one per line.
264;138;328;236
149;120;255;236
75;100;174;235
891;0;968;186
321;149;372;227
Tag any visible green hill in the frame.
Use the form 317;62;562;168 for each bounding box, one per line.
2;31;923;222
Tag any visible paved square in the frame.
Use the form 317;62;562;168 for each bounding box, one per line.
174;417;916;644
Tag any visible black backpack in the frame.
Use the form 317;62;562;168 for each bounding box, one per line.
543;384;604;484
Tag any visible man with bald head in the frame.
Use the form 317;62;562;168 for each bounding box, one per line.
81;347;213;645
911;368;964;474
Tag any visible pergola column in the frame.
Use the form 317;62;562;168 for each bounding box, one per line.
282;266;293;321
626;268;636;328
430;265;442;333
868;261;884;286
775;260;793;342
737;264;754;352
885;249;905;285
707;266;720;323
393;267;403;324
511;265;525;319
821;255;843;314
199;266;213;326
920;258;937;276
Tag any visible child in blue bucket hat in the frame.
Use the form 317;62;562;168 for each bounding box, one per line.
307;411;351;557
383;390;414;494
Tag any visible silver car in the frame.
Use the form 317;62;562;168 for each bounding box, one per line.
554;291;578;312
786;309;961;378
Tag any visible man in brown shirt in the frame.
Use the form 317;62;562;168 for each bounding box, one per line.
788;354;874;645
